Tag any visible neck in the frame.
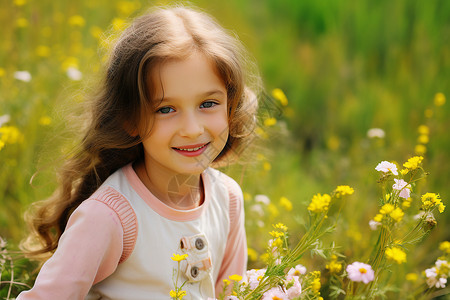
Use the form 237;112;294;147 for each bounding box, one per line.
134;160;204;209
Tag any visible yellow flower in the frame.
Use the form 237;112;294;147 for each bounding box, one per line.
267;203;279;217
222;279;230;286
403;156;424;170
421;193;444;212
386;247;407;264
272;88;288;106
39;116;52;126
0;140;5;151
307;193;331;213
390;207;404;222
434;92;446;106
273;223;288;231
269;231;284;238
61;57;79;71
279;197;293;211
264;117;277;127
112;18;127;31
334;185;355;197
229;274;243;281
326;259;342;274
36;45;51;57
415;144;427;155
90;26;103;39
0;126;22;144
0;68;5;77
439;241;450;254
171;253;188;262
247;247;258;261
117;1;141;16
272;237;283;248
373;214;383;222
402;198;412;209
13;0;26;6
169;290;186;299
406;273;418;281
16;18;28;28
263;161;272;171
379;203;395;215
68;15;85;27
418;125;429;135
417;135;429;144
311;277;321;293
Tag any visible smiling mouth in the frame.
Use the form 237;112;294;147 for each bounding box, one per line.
172;143;209;152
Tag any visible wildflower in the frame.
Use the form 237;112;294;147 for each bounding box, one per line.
346;262;375;284
247;247;259;261
255;194;270;205
264;117;277;127
0;114;10;127
288;264;307;277
379;203;395;215
222;279;230;286
403;156;424;171
171;253;188;262
267;203;279;217
246;268;266;289
0;68;5;77
406;273;418;282
367;128;385;139
272;88;288;106
402;198;412;209
229;274;243;282
279;197;293;211
62;57;79;70
421;193;445;213
385;247;407;264
117;1;141;16
369;220;381;230
263;161;272;171
273;223;288;232
261;287;288;300
373;214;383;223
68;15;85;27
112;18;127;31
90;26;103;39
439;241;450;254
14;70;32;82
326;256;342;274
0;140;5;151
39;116;52;126
418;135;429;144
375;161;398;175
311;277;321;293
13;0;26;6
286;276;302;299
415;144;427;155
334;185;355;197
434;92;446;107
307;193;331;213
67;67;83;81
418;125;430;135
16;18;28;28
269;231;284;238
392;179;411;199
170;289;187;299
36;45;51;57
0;126;22;144
425;261;449;289
389;207;404;222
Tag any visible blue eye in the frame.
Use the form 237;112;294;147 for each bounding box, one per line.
200;101;217;108
157;107;174;114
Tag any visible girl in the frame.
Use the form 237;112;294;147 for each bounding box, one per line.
18;4;259;300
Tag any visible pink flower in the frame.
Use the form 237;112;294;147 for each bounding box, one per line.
287;264;307;278
286;276;302;299
375;161;398;175
346;262;375;284
392;179;411;199
262;287;288;300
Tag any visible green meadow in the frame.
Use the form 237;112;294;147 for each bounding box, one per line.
1;0;449;298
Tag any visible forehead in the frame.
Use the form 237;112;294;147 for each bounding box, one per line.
147;52;226;101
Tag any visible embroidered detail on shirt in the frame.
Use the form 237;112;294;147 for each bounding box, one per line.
179;234;212;282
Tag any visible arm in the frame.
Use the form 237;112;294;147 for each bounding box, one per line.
215;175;248;295
17;200;124;300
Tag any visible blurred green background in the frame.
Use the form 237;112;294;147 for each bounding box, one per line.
1;0;449;296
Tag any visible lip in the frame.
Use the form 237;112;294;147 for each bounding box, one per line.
172;143;210;157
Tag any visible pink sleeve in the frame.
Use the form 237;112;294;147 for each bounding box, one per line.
215;175;248;295
17;189;136;300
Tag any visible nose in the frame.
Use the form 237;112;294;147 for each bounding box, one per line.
179;111;204;138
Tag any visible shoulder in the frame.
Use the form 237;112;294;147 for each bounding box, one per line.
87;186;138;263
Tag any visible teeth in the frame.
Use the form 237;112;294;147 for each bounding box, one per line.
176;145;205;152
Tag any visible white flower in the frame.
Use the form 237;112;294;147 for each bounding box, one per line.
250;204;264;216
369;220;381;230
392;179;411;199
367;128;385;139
287;264;307;277
0;115;10;127
66;67;82;81
425;267;437;279
375;161;398;175
255;194;270;205
14;71;32;82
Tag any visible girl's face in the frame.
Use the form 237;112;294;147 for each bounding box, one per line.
141;52;229;178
